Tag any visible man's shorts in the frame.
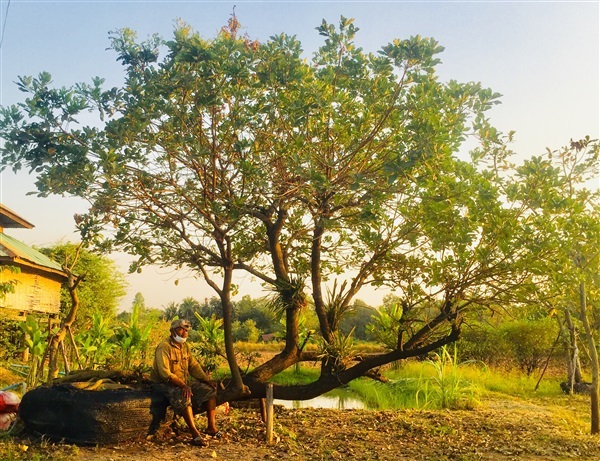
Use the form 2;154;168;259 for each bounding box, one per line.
152;381;217;415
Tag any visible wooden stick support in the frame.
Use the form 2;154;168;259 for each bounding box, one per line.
59;340;71;374
66;325;83;370
266;383;274;444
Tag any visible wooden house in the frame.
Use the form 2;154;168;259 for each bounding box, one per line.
0;204;67;320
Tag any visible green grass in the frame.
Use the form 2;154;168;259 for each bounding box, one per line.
385;360;565;403
349;377;421;409
0;435;79;461
269;367;320;386
464;366;562;399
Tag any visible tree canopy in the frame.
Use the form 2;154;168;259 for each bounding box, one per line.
1;16;597;401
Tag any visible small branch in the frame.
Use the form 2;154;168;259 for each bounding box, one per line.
364;369;388;383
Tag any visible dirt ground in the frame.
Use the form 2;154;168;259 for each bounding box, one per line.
65;397;600;461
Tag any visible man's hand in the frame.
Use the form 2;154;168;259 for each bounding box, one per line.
181;384;192;401
170;376;193;401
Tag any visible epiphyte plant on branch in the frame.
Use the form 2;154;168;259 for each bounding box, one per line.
1;15;536;401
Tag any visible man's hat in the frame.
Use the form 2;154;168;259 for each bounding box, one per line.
170;319;191;331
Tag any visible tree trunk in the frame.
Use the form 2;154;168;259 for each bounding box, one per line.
579;281;599;434
220;266;250;399
564;309;583;392
47;271;82;380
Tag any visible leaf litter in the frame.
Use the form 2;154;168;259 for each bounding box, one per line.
10;395;600;461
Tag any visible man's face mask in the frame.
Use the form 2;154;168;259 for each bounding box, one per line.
173;334;187;343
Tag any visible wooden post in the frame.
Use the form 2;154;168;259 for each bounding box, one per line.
266;383;274;444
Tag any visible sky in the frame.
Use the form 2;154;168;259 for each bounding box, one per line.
0;0;598;311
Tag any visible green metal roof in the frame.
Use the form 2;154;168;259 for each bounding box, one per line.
0;232;65;275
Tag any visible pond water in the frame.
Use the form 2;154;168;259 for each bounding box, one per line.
274;390;367;410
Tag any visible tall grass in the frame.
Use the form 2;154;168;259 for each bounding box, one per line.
347;349;484;410
385;357;565;406
349;377;421;409
464;366;562;399
414;346;481;410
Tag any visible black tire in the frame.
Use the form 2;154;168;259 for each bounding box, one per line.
18;385;169;445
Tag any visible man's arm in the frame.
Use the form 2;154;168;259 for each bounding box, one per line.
188;349;212;385
154;342;178;383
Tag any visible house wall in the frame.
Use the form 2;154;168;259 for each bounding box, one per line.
0;267;62;316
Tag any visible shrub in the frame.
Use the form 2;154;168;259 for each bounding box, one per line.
0;319;23;361
192;313;226;373
458;322;509;366
232;319;261;343
459;318;559;375
499;317;559;375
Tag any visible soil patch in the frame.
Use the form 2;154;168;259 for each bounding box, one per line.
38;396;598;461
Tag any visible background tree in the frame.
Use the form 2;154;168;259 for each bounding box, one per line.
232;319;261;343
131;292;146;314
40;242;127;327
0;16;548;401
339;299;376;341
162;301;178;321
176;297;202;327
503;138;599;432
234;295;280;335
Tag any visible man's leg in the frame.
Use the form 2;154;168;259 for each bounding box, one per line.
205;397;218;434
182;404;202;439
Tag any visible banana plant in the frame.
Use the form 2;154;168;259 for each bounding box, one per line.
19;316;48;387
76;312;115;369
114;303;152;369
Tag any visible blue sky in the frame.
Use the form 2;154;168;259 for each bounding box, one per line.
1;1;598;310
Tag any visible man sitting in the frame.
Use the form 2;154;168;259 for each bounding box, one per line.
150;319;220;446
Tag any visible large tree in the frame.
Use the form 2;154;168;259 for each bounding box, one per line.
1;17;537;400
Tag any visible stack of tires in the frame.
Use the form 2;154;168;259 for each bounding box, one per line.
18;385;169;445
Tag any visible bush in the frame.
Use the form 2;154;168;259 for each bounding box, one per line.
499;317;559;375
232;319;260;343
0;319;22;361
458;322;509;366
459;318;559;375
